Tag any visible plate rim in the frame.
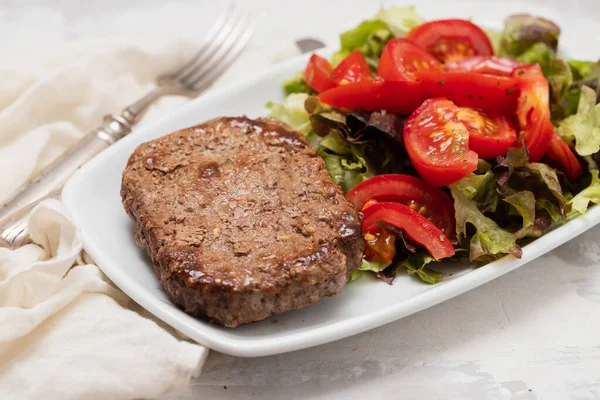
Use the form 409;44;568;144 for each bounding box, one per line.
62;6;600;357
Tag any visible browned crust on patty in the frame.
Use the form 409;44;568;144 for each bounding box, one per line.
121;116;363;327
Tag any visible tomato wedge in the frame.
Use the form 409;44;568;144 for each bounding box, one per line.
545;134;583;181
304;54;336;93
511;64;554;162
417;71;519;114
318;72;518;115
407;19;494;63
445;56;525;76
456;108;517;158
362;202;455;260
318;79;423;114
377;38;442;81
346;174;456;240
404;98;478;187
330;50;372;85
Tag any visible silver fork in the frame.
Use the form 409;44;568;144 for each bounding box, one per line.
0;6;255;250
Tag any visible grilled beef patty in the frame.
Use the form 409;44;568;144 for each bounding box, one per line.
121;116;363;327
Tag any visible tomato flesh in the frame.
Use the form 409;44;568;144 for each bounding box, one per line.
417;71;519;114
304;54;336;93
445;56;525;76
362;202;455;260
377;38;442;81
346;174;456;240
407;19;494;63
511;64;554;162
363;230;396;262
319;72;518;115
545;134;583;181
456;108;517;158
318;79;424;114
330;50;372;85
404;98;478;187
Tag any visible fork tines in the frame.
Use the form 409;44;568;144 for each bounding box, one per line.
165;5;256;93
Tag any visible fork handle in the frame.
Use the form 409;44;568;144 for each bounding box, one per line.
0;86;167;244
1;114;128;212
0;135;109;248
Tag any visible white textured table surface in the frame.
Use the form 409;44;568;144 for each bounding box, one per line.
4;1;600;399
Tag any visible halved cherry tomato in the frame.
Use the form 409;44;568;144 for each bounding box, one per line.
445;56;525;76
404;98;478;187
545;134;583;181
407;19;494;63
362;202;455;260
511;64;554;162
417;71;519;114
318;72;518;115
377;38;442;81
318;79;424;114
330;50;372;85
456;108;517;158
346;174;456;240
304;54;336;92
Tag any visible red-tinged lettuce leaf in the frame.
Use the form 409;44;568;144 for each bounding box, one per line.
501;191;552;239
496;145;567;220
345;110;406;145
527;162;567;210
536;198;563;222
516;209;553;239
500;14;560;57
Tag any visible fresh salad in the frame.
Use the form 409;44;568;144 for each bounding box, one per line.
268;6;600;284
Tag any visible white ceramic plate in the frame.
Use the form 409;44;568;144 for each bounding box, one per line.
62;2;600;357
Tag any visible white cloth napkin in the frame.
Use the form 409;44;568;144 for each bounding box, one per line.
0;36;298;399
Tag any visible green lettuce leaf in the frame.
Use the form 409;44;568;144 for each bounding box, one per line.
504;191;536;227
536;198;563;222
339;20;388;52
266;93;311;135
486;29;503;55
359;258;391;273
282;71;314;95
449;174;522;262
332;20;392;67
568;170;600;214
564;60;600;117
349;270;363;282
568;59;600;81
331;6;424;67
503;191;536;239
517;42;554;70
401;251;442;284
348;259;390;284
317;132;375;192
375;6;424;37
557;86;600;156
